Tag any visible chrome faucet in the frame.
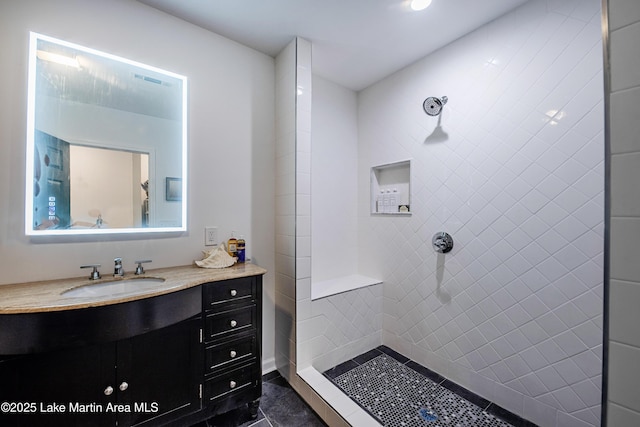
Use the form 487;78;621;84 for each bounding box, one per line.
114;257;124;277
134;259;152;275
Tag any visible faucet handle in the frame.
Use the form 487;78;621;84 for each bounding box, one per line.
80;264;101;280
113;257;124;277
134;260;152;275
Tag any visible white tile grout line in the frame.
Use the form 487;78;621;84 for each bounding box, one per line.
264;408;275;427
246;408;273;427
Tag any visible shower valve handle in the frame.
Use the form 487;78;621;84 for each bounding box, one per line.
432;232;453;253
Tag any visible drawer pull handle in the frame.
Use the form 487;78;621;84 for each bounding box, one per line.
104;386;114;396
230;289;237;297
230;350;237;358
230;380;237;389
230;320;237;328
119;382;128;392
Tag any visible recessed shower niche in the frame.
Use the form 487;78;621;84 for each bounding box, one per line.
370;160;411;215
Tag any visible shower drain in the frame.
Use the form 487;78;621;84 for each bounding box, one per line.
418;408;438;422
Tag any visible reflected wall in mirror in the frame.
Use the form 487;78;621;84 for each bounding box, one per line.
26;32;187;235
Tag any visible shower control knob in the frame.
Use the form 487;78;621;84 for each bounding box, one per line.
432;232;454;253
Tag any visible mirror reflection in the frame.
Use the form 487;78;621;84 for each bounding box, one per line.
26;33;187;235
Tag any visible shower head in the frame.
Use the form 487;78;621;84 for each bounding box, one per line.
423;96;448;116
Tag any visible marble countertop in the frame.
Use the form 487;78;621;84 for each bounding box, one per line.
0;263;267;314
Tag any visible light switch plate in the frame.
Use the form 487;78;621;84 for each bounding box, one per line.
205;226;218;246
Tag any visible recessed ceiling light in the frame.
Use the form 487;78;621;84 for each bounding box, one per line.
410;0;432;11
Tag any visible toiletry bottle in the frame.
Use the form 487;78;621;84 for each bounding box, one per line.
394;188;402;213
389;188;398;213
382;189;390;213
237;235;246;263
377;190;384;213
227;232;238;258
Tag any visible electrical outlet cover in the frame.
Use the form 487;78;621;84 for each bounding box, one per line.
205;226;218;246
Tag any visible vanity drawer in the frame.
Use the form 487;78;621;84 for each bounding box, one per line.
205;305;256;341
205;362;258;403
204;277;256;310
206;334;257;373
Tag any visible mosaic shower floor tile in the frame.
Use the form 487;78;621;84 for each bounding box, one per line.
330;354;513;427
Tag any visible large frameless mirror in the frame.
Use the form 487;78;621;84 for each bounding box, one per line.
26;32;187;236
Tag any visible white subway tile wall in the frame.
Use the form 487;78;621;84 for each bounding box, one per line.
303;284;383;372
275;39;298;381
352;1;604;426
607;0;640;424
295;1;609;426
295;37;314;371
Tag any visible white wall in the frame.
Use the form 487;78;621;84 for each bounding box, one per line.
0;0;276;371
302;76;382;372
357;1;604;426
606;0;640;424
70;146;138;228
311;76;359;282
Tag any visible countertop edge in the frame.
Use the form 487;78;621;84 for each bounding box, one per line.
0;263;267;314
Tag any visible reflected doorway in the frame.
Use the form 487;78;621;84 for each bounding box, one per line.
69;145;149;229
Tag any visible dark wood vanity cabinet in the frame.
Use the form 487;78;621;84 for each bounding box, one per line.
0;272;264;427
0;341;113;427
0;316;202;427
118;316;203;426
202;275;263;418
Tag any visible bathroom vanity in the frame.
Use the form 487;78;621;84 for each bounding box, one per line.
0;263;266;427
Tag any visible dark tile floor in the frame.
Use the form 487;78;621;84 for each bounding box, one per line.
193;371;327;427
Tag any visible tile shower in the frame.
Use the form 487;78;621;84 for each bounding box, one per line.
296;0;605;426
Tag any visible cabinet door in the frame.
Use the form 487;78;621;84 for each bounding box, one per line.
117;317;202;427
0;343;115;427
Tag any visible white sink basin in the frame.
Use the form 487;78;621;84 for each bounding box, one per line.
63;278;166;298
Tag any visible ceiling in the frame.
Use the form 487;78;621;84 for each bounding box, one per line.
138;0;530;91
